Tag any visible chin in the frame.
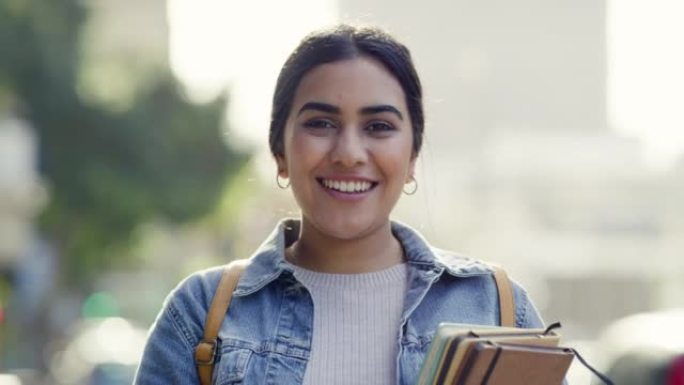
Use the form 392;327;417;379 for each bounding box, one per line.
308;214;387;241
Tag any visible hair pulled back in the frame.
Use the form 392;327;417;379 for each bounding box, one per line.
269;24;424;157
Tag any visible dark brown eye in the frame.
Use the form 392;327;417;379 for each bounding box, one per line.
366;121;395;134
304;119;336;130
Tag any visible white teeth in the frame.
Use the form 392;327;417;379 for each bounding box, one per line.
321;179;372;193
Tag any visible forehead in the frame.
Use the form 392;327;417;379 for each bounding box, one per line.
291;57;407;112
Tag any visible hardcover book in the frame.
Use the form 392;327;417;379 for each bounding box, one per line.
416;323;565;385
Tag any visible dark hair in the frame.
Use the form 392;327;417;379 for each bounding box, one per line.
269;24;424;157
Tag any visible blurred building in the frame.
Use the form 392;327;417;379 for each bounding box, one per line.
0;117;46;269
341;0;684;339
0;115;51;371
79;0;168;109
59;0;684;343
84;0;168;63
341;0;607;143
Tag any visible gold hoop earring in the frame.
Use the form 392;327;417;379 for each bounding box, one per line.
403;176;418;195
276;173;290;189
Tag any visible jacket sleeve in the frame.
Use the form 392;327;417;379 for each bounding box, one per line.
133;301;199;384
134;269;221;385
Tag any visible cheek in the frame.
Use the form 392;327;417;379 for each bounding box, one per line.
289;131;311;154
285;131;326;177
377;144;414;181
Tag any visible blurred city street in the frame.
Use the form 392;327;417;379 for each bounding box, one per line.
1;0;683;384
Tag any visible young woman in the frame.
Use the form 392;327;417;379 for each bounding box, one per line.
134;24;544;385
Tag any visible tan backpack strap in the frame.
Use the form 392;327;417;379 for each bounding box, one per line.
492;266;516;327
195;260;248;385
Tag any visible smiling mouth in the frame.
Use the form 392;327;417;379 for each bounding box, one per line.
317;178;378;194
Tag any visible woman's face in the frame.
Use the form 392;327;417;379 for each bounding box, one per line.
276;56;416;241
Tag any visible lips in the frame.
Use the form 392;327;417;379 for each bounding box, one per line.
317;178;378;193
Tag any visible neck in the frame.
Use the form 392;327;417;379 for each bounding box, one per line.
286;219;404;274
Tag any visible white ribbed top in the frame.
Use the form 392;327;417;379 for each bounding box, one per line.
292;263;408;385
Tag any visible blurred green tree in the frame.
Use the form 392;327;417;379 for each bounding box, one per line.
0;0;249;289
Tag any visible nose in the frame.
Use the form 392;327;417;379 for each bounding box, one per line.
330;126;367;168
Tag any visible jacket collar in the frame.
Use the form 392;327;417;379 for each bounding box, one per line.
233;218;490;297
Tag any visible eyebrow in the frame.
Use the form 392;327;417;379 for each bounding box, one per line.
297;102;404;120
360;105;403;120
297;102;340;116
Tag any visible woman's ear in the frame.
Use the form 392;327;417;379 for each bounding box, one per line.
406;154;417;183
275;154;288;179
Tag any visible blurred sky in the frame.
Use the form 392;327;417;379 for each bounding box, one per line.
167;0;338;157
167;0;684;171
607;0;684;170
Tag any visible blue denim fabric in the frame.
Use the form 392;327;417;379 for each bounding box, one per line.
134;219;544;385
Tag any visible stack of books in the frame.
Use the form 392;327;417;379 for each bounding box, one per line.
416;323;573;385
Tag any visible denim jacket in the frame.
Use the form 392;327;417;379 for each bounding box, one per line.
134;219;544;385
